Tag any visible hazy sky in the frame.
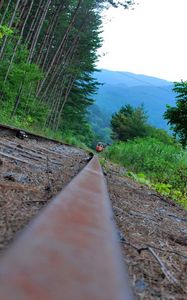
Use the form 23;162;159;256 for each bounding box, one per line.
97;0;187;81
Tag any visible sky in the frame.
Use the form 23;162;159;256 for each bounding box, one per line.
97;0;187;82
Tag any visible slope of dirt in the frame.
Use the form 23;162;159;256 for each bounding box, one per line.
0;136;87;252
104;161;187;300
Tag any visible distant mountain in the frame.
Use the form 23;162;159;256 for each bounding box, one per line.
91;69;176;131
95;69;173;88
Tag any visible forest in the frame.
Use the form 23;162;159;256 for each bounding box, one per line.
0;0;134;146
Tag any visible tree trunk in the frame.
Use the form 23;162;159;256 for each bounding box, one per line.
0;0;4;10
11;78;25;117
16;0;30;31
0;0;22;59
36;0;82;96
35;1;65;67
51;87;66;130
46;87;62;129
54;75;76;131
27;0;52;63
39;33;80;100
25;0;43;45
42;82;60;129
4;0;34;82
0;0;11;24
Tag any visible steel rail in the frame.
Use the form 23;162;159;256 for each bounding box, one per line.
0;156;134;300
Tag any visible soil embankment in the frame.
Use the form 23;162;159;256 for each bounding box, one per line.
105;161;187;299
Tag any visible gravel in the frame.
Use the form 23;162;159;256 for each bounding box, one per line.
0;136;87;252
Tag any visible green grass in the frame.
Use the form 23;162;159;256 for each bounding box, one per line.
0;113;89;150
104;137;187;209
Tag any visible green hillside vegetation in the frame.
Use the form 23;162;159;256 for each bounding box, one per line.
103;102;187;209
104;137;187;209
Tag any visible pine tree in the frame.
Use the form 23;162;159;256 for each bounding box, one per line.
164;81;187;147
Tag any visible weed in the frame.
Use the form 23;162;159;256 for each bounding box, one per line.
104;137;187;209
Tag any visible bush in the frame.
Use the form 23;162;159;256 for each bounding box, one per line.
104;137;187;196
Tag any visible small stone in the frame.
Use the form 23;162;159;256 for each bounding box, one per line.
168;214;187;222
118;231;126;242
134;279;148;292
3;172;30;183
44;185;51;192
4;173;15;182
16;144;23;149
181;228;187;234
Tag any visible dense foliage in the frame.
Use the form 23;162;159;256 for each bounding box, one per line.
111;104;149;141
104;137;187;208
164;81;187;147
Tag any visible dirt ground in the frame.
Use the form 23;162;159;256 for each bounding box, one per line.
0;135;187;299
0;136;87;252
104;161;187;300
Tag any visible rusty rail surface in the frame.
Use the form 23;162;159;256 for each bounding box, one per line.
0;156;133;300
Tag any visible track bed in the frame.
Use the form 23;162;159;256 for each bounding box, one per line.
0;133;87;252
105;161;187;299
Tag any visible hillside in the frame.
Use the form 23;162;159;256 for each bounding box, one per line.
89;70;176;139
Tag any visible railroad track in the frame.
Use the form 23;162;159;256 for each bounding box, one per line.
0;124;133;299
0;124;88;250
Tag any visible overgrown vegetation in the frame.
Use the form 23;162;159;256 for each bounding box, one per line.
104;137;187;209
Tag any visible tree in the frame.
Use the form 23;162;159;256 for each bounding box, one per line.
164;81;187;147
111;104;148;141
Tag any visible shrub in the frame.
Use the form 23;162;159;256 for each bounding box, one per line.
104;137;187;208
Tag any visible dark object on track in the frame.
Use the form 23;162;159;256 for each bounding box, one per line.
84;152;94;162
16;130;28;140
